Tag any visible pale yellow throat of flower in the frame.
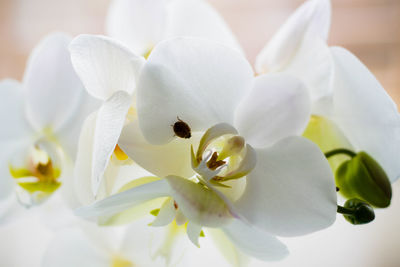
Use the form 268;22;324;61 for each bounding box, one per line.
112;255;134;267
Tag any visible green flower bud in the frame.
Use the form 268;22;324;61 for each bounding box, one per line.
341;198;375;225
335;151;392;208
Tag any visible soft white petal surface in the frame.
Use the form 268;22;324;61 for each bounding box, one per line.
0;79;32;140
165;0;243;53
137;37;254;144
235;136;337;236
280;35;334;109
70;34;144;100
255;0;331;73
119;121;199;178
91;91;132;196
165;176;232;227
235;73;311;148
73;112;97;205
56;91;100;160
42;227;109;267
223;219;288;261
23;33;83;132
331;47;400;182
75;179;170;218
106;0;167;55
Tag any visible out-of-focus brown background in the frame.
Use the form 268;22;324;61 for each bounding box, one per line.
0;0;399;266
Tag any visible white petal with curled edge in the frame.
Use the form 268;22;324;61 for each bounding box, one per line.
75;179;171;219
91;91;132;196
119;120;199;179
165;0;243;54
331;47;400;183
42;227;109;267
223;219;289;261
186;221;202;247
23;33;84;132
235;136;337;237
255;0;331;73
137;37;254;145
195;123;238;162
165;176;233;227
70;34;145;100
151;197;176;227
235;73;311;148
0;79;32;140
106;0;167;55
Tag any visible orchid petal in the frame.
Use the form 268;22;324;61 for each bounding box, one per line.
255;0;331;73
137;37;254;145
75;179;170;218
0;144;17;201
106;0;167;56
165;0;243;53
280;35;334;108
150;197;176;227
165;175;232;227
70;34;144;100
0;80;32;140
23;33;84;132
223;219;288;261
91;91;132;196
73;112;97;205
186;221;202;247
56;92;101;160
119;120;200;178
331;47;400;182
235;74;311;148
235;136;337;236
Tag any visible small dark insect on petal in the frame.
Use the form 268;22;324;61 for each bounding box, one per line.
172;117;191;139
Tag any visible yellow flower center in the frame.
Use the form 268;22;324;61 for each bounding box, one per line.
9;145;61;195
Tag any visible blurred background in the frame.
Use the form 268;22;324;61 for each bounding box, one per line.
0;0;399;266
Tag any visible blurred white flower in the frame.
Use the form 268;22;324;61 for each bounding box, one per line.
106;0;242;57
255;0;400;183
0;33;96;223
41;219;166;267
76;37;337;262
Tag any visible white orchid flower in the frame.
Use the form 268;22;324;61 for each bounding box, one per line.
106;0;242;57
76;37;338;261
0;33;96;223
255;0;400;184
71;0;245;200
41;219;166;267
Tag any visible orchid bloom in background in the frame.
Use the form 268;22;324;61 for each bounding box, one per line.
76;37;338;262
70;0;244;204
106;0;242;57
41;219;167;267
0;33;96;223
255;0;400;209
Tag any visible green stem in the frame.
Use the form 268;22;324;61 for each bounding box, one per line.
337;205;354;216
325;148;356;159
